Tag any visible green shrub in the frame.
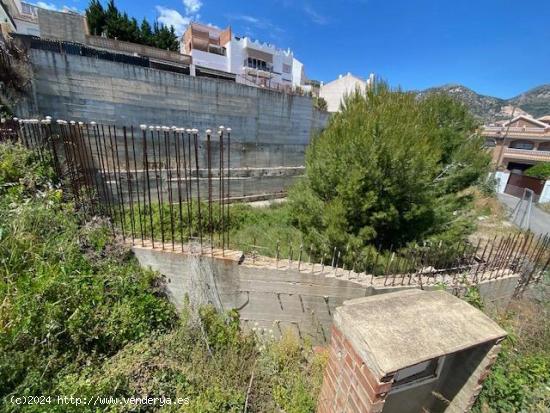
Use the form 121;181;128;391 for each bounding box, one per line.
288;82;489;266
474;299;550;412
0;143;324;413
525;162;550;180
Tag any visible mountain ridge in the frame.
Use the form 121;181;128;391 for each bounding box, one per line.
418;84;550;123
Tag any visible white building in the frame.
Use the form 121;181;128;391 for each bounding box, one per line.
1;0;40;36
320;72;375;112
1;0;17;36
181;22;306;92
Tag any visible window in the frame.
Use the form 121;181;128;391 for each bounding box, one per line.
484;138;497;148
509;140;534;150
283;64;292;74
538;142;550;152
21;2;37;16
246;57;269;71
391;357;444;392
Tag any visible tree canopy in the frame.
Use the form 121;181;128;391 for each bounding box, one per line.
288;82;490;263
85;0;179;52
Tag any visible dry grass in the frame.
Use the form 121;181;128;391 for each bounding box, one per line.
538;202;550;214
466;188;522;242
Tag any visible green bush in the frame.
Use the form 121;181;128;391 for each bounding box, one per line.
525;162;550;180
288;82;489;265
473;299;550;412
0;142;325;413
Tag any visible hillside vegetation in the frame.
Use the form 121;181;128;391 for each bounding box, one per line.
0;142;324;412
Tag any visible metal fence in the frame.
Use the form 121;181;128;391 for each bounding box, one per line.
5;118;550;295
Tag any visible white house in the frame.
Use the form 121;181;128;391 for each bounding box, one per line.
181;22;306;92
2;0;40;36
1;0;17;35
319;72;375;112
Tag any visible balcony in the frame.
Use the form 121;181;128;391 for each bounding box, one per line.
503;147;550;162
483;125;550;138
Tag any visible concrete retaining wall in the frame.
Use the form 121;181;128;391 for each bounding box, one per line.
19;49;329;198
132;246;520;344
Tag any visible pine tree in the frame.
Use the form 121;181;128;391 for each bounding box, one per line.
85;0;106;36
104;0;123;39
288;81;490;263
84;0;180;51
140;19;153;46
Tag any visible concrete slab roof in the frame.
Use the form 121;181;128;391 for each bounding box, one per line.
334;289;507;378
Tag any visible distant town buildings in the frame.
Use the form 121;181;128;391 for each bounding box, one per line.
181;22;306;92
482;115;550;173
319;72;375;112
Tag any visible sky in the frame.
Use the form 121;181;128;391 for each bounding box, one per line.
34;0;550;99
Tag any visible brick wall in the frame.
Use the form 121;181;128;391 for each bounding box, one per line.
317;325;393;413
317;325;504;413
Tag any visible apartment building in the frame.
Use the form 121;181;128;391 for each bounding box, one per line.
483;115;550;173
2;0;39;36
181;22;305;91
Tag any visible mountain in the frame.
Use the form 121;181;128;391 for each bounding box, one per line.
418;84;550;123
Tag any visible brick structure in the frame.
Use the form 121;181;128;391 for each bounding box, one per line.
317;290;506;413
318;325;393;413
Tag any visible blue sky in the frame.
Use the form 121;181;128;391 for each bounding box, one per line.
37;0;550;98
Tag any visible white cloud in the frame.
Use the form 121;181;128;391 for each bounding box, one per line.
155;0;202;36
36;2;58;10
183;0;202;15
156;6;191;35
234;15;259;24
303;5;327;25
227;14;282;34
34;1;79;12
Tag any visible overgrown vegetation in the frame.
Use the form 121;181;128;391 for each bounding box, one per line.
0;39;31;116
287;83;490;266
473;293;550;412
86;0;179;51
525;162;550;180
313;96;328;111
0;142;324;412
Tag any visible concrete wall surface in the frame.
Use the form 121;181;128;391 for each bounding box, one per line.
131;246;520;345
494;171;510;194
19;49;328;198
37;9;87;43
22;49;328;147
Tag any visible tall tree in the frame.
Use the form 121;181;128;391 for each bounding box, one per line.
140;18;154;46
85;0;106;36
84;0;180;51
104;0;123;39
288;81;489;264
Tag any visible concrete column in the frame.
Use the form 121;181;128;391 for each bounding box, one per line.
494;171;510;194
540;180;550;203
